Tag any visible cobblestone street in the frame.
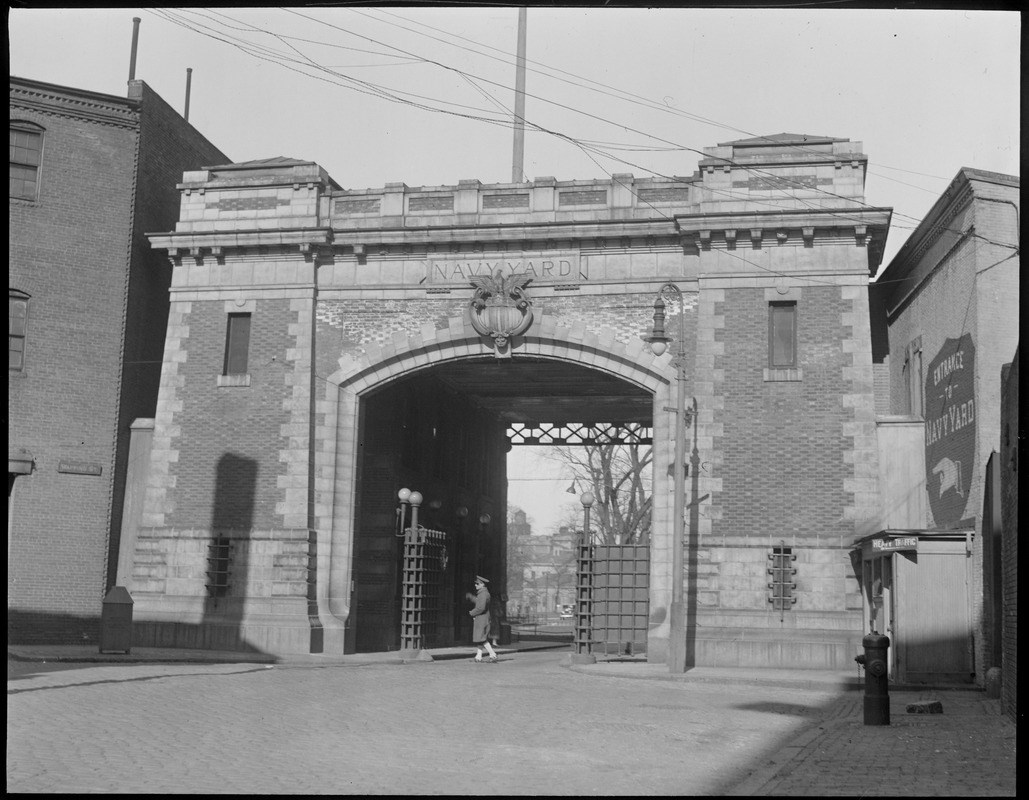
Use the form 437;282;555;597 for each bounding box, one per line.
9;651;845;795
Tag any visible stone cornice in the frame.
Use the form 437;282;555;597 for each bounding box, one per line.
674;208;891;274
10;81;139;130
673;207;892;233
149;229;334;264
148;219;684;255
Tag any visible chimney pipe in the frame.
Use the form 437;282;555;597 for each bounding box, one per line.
184;68;193;122
128;17;141;81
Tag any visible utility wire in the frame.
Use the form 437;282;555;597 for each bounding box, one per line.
151;9;1017;276
357;7;964;204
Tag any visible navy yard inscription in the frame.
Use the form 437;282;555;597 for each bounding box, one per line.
427;252;585;284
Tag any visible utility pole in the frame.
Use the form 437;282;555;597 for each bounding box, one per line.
511;7;527;183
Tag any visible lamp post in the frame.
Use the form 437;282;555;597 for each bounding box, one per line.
643;283;689;673
580;491;594;545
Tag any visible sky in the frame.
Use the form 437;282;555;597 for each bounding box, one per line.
9;6;1020;534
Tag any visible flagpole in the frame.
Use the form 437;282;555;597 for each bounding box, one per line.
511;7;527;183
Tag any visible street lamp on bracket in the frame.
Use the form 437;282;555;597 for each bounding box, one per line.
643;282;692;673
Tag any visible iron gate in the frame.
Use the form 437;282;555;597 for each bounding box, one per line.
575;543;650;656
399;526;448;652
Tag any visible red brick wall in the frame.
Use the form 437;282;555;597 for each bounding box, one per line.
8;97;138;643
717;288;852;544
8;79;228;644
163;298;294;530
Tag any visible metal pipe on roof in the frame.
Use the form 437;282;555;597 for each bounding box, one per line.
184;68;192;122
128;17;141;82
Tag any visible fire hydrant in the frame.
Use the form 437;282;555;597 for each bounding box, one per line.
854;632;890;725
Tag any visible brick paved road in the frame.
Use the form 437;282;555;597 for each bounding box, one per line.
8;651;844;795
741;689;1017;797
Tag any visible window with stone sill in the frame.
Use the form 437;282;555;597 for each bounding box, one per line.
765;301;802;382
218;312;251;387
10;122;44;201
9;290;30;371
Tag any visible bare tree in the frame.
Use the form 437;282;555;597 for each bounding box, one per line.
544;443;652;545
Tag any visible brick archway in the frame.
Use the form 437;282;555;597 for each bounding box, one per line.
311;308;676;653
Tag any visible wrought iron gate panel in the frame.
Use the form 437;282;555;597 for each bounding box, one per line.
576;543;650;656
400;527;447;651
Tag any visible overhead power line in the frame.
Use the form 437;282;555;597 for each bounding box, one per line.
149;8;1016;276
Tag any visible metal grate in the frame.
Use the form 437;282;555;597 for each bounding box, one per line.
574;541;594;656
206;536;231;598
399;527;447;651
768;543;797;612
577;544;650;656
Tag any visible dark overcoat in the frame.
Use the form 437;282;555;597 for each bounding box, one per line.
470;586;491;643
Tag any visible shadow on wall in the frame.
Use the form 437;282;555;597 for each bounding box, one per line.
7;610;102;646
201;452;257;651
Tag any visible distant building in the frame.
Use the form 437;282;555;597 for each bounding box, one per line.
866;168;1019;685
8;76;228;644
507;510;576;617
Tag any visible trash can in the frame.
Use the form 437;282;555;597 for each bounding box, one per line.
99;586;133;654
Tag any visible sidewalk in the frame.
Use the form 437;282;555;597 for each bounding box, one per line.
728;686;1016;796
566;658;1015;796
6;638;568;667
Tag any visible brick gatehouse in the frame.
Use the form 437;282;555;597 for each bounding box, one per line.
125;133;891;667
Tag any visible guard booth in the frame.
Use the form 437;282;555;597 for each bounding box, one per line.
851;529;975;684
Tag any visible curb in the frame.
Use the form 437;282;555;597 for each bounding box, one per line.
7;641;570;668
566;662;863;693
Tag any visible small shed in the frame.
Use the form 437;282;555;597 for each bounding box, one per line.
851;529;975;685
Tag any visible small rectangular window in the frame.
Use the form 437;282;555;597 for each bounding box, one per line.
9;293;29;370
10;126;43;200
223;313;251;375
902;340;924;417
769;302;797;368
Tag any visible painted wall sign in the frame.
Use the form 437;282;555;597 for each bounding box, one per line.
58;460;103;476
924;333;975;526
427;252;585;284
871;536;918;553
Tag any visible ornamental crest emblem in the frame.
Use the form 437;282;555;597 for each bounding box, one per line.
468;270;534;356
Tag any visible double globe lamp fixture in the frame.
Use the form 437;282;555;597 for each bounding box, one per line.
398;488;490;537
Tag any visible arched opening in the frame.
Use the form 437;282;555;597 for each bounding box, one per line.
342;355;657;654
